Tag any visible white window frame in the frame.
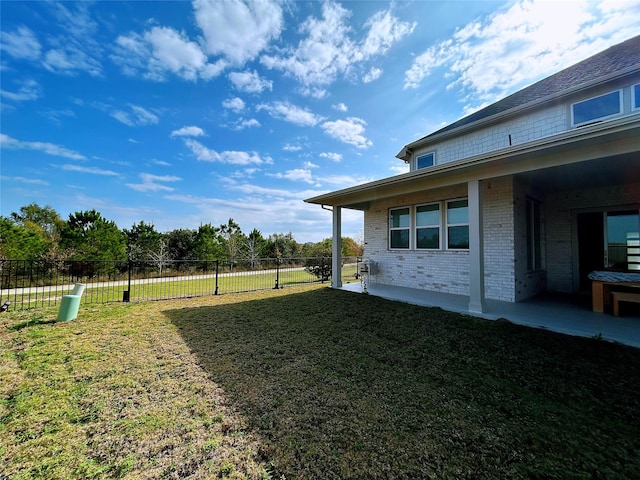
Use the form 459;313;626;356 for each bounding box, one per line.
445;198;469;250
415;203;441;250
571;89;622;127
415;151;435;170
389;207;411;250
632;83;640;112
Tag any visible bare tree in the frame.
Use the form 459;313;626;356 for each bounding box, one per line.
148;240;170;276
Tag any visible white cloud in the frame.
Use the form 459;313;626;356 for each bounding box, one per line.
389;164;410;175
404;0;640;109
283;144;303;152
234;118;261;130
62;164;119;176
43;46;102;77
332;103;348;112
0;133;86;160
183;139;270;165
228;70;272;93
315;173;374;188
111;104;159;127
257;101;324;126
170;126;205;137
303;161;319;168
194;0;284;65
113;26;226;81
126;173;182;192
320;152;342;162
271;168;314;184
0;175;48;186
359;9;416;59
0;79;41;102
362;67;382;83
260;2;413;95
1;26;42;60
222;97;246;112
321;117;372;149
43;3;103;77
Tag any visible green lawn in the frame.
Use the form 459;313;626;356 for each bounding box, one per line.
1;285;639;479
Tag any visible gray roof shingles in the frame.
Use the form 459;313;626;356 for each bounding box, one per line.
418;35;640;142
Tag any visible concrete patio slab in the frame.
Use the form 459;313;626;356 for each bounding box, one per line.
338;281;640;349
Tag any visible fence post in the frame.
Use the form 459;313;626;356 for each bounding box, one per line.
124;258;132;302
273;257;280;289
214;260;219;295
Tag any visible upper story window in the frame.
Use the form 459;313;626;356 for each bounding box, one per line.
571;90;622;127
416;152;435;169
633;84;640;111
389;207;410;249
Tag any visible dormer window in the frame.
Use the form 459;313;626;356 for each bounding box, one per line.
416;152;435;169
571;90;622;127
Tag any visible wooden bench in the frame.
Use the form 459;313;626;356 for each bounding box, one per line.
612;291;640;316
592;280;640;312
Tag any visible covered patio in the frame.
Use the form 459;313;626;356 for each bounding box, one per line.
340;281;640;348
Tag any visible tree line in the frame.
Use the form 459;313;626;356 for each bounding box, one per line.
0;203;363;263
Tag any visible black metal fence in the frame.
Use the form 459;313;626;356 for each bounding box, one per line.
0;257;360;311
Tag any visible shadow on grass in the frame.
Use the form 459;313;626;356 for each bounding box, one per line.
164;288;640;480
6;316;57;331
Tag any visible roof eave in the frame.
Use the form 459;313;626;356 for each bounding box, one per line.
399;65;640;155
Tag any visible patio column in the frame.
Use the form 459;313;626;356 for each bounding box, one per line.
332;206;343;288
468;180;486;313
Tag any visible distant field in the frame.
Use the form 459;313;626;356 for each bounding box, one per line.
1;285;639;479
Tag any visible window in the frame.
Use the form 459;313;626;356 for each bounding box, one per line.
633;84;640;111
526;198;542;271
416;203;440;249
606;211;640;271
390;207;410;249
446;199;469;249
416;152;434;169
572;90;622;126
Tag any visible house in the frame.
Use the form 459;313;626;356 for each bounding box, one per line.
305;35;640;314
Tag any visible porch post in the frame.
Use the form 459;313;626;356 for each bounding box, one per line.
468;180;486;313
332;206;343;288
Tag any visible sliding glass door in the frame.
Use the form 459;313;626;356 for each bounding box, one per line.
577;209;639;290
606;211;640;271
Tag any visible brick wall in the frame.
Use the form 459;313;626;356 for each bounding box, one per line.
363;178;517;301
483;176;516;301
413;104;568;165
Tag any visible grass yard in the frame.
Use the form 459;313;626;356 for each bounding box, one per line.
1;285;639;479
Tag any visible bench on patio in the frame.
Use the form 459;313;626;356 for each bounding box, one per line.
612;291;640;317
589;271;640;313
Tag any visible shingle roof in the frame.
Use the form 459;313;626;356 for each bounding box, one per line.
412;35;640;144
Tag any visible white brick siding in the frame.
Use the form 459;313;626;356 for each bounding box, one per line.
363;178;517;301
414;104;568;165
483;176;516;302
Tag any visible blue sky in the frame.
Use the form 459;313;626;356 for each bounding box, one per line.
1;0;638;243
